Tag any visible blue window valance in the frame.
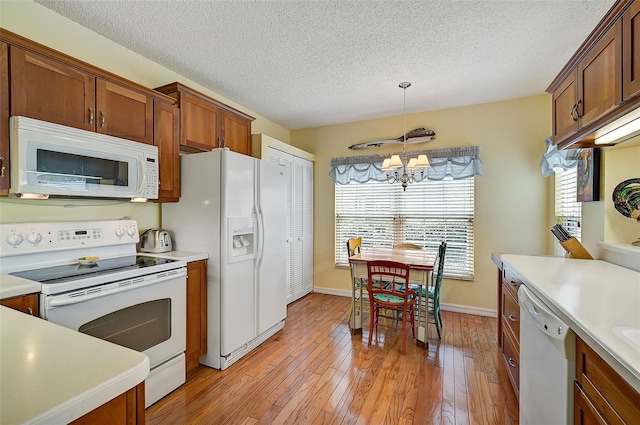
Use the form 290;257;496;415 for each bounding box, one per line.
329;146;483;185
539;136;580;177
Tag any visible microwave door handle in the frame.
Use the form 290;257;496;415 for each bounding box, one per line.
137;159;145;193
47;269;186;307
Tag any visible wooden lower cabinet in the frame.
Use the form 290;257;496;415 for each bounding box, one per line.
186;260;207;375
575;336;640;424
71;382;145;425
497;265;522;399
574;383;608;425
0;293;38;316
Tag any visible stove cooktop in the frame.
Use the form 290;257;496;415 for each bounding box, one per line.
12;255;183;294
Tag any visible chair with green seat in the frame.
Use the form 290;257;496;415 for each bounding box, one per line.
366;260;417;354
426;241;447;339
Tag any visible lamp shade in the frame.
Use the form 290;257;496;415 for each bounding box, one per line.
381;158;391;170
415;154;430;167
388;154;402;168
407;157;418;169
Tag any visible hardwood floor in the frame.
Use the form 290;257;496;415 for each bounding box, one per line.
146;293;519;425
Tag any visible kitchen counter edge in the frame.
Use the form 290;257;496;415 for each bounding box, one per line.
501;254;640;393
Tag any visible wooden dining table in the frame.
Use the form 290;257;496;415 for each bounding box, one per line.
348;247;437;348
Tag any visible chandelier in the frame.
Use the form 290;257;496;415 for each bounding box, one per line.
381;82;430;191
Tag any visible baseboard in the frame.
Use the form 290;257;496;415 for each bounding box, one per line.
313;287;352;297
440;302;497;318
313;286;497;318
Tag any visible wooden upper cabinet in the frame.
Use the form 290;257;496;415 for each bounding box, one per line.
552;70;579;141
155;82;254;156
623;0;640;100
221;110;251;155
96;79;154;145
154;99;180;201
10;46;154;145
0;42;9;194
10;46;95;131
577;20;622;126
181;90;220;151
547;0;639;149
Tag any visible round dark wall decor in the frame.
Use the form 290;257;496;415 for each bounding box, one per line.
612;178;640;221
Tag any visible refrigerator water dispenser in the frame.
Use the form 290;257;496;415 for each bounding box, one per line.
228;217;255;262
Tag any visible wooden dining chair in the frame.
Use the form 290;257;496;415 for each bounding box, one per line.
393;242;422;250
366;260;417;354
427;241;447;339
347;237;365;324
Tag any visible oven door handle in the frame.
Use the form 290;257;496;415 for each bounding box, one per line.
47;269;186;307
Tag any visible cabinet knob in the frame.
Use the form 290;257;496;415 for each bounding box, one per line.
508;358;516;368
508;314;518;322
100;111;105;128
0;156;5;177
88;107;94;124
27;306;33;316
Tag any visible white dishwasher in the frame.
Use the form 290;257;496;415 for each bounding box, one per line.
518;285;576;425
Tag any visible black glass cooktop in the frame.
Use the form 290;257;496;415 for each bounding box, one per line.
10;255;179;283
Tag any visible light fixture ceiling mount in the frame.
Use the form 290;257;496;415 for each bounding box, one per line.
381;82;430;191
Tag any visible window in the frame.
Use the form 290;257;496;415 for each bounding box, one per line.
554;167;581;253
335;177;475;280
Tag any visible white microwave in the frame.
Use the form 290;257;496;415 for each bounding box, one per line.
10;116;159;200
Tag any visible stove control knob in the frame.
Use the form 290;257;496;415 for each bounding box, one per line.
6;232;24;247
26;232;42;245
126;226;137;237
115;227;125;238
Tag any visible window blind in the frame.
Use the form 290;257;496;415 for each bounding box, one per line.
554;167;581;240
335;177;475;280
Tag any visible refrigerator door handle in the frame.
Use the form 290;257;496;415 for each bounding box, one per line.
256;210;265;264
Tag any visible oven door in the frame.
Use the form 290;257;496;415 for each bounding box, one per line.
42;270;186;368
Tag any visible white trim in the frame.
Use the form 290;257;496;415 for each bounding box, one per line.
312;287;351;297
440;302;497;318
312;286;497;318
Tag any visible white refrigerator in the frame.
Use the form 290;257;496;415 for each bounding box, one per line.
162;148;287;370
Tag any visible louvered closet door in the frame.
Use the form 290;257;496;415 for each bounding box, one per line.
292;159;305;300
299;158;314;296
267;148;294;303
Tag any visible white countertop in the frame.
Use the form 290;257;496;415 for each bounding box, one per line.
501;255;640;392
139;250;208;263
0;306;149;424
0;274;42;299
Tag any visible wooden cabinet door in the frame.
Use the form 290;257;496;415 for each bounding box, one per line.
578;21;622;126
96;79;154;145
186;260;207;375
154;100;180;201
0;293;39;316
623;0;640;100
552;70;579;142
221;110;251;155
180;92;219;151
574;384;607;425
10;46;95;131
0;41;9;194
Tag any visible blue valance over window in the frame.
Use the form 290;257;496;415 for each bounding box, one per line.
329;146;483;185
539;136;580;177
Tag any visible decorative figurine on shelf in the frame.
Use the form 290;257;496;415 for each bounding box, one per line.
612;178;640;247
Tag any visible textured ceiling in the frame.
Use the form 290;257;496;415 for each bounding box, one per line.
35;0;615;130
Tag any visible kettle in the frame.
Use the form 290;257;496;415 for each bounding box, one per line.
139;228;173;253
